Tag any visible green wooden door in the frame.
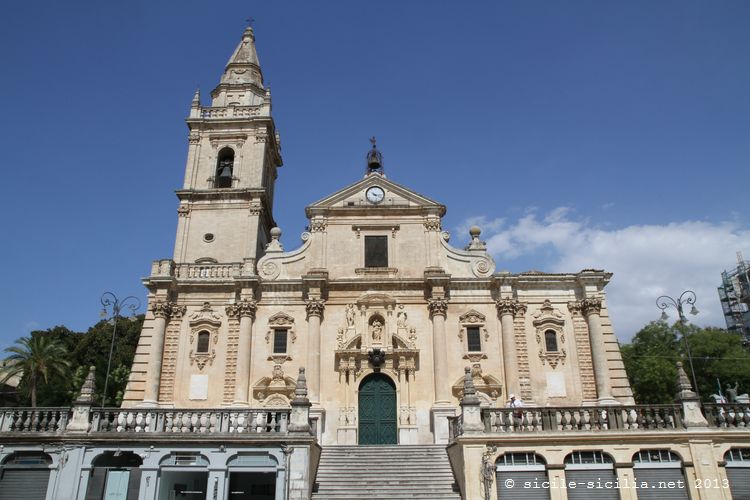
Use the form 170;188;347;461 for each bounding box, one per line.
358;373;397;445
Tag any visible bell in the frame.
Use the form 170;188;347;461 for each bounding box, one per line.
216;163;233;188
366;136;383;172
218;165;232;179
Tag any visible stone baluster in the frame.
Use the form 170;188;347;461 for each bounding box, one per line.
305;299;325;403
143;300;183;404
227;299;257;405
580;298;614;403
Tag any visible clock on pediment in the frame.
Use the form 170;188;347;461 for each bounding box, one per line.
366;186;385;204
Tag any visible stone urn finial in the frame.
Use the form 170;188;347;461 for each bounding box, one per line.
676;361;697;400
461;366;480;406
292;367;309;404
75;366;97;405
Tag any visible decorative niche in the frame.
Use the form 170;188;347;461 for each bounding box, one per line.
188;302;221;370
532;299;567;369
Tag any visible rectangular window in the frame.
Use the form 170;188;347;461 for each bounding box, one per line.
467;326;481;352
364;235;388;267
273;329;288;354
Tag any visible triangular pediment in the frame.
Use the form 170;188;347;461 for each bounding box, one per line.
305;173;446;218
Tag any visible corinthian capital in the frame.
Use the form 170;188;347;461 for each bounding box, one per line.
226;299;258;320
427;298;449;318
151;300;183;320
495;297;526;317
581;297;602;316
305;299;325;318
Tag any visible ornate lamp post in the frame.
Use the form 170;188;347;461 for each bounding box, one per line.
100;292;141;407
656;290;700;396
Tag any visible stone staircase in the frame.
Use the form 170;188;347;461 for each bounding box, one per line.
311;445;461;500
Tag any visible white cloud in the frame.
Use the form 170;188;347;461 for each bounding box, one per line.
459;209;750;341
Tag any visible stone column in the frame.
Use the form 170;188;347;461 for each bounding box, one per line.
228;299;257;405
581;298;613;403
305;299;325;404
143;300;178;405
496;298;520;396
428;298;451;404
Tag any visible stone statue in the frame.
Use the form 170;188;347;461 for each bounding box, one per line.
397;311;407;328
371;320;383;342
346;304;356;328
726;382;740;403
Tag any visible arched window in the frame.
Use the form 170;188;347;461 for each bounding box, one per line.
196;331;210;353
632;450;688;500
544;330;558;352
564;451;618;500
495;453;549;500
725;448;750;500
215;148;234;188
0;452;53;500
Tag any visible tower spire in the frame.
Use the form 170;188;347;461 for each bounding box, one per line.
220;26;263;87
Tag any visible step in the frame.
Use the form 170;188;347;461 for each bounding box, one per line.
312;445;460;500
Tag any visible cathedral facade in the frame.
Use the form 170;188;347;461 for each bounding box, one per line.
122;26;634;449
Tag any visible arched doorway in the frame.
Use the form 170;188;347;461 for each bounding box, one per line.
358;373;397;445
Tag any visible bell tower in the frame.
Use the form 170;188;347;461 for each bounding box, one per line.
174;26;282;266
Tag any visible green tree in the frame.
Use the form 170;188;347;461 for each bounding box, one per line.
622;321;750;403
621;321;680;403
0;335;72;407
685;326;750;400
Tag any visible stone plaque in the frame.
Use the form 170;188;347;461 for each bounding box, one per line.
189;374;209;400
546;372;567;397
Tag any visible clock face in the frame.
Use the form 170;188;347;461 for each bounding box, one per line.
366;186;385;204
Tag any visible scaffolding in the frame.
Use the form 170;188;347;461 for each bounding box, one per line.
718;251;750;345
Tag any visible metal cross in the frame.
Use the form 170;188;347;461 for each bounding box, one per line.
246;17;255;27
369;136;377;147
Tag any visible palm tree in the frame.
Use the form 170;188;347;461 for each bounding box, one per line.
1;335;71;407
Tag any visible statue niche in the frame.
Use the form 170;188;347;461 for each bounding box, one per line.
369;314;386;346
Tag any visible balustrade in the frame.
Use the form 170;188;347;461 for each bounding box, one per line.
89;408;290;434
0;408;291;435
703;403;750;428
175;263;239;280
0;408;70;433
476;405;683;436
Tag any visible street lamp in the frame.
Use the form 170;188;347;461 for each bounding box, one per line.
100;292;141;407
655;290;700;397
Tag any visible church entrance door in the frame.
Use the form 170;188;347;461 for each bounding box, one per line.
358;373;397;445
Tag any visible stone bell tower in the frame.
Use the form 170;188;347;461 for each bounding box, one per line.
122;27;282;407
175;26;282;266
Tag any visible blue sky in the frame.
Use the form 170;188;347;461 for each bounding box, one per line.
1;1;749;347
